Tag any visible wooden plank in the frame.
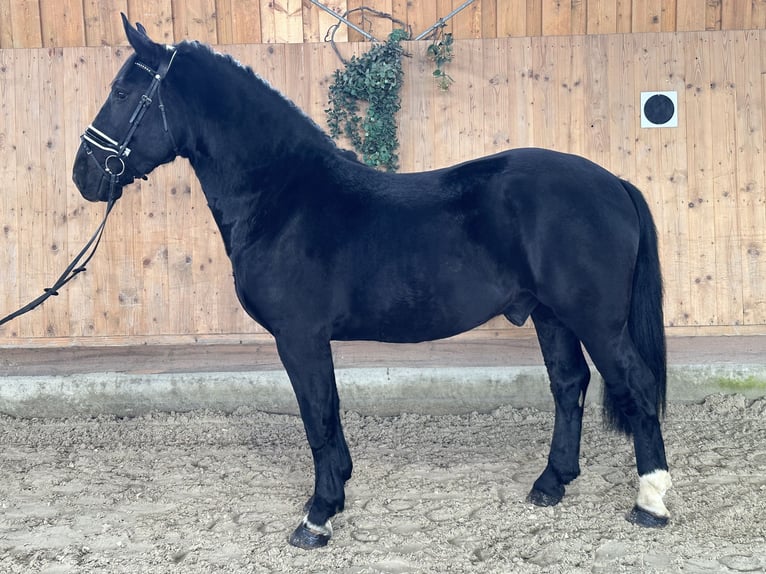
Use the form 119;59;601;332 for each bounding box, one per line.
709;31;743;326
134;172;170;336
215;0;235;43
529;35;557;149
684;32;717;326
738;30;766;324
0;0;13;47
13;49;44;336
754;0;766;29
587;0;617;34
631;33;664;259
405;1;437;40
615;0;632;32
524;0;550;36
370;0;394;39
61;47;95;338
259;0;276;42
302;0;348;43
215;0;264;44
436;0;458;37
479;0;497;38
432;42;462;169
553;36;576;154
510;36;533;146
160;160;196;336
584;35;608;163
284;42;309;112
171;0;216;43
274;0;304;43
345;0;384;42
8;0;43;47
721;0;751;30
126;0;174;44
37;47;71;336
400;40;435;171
541;0;571;35
83;0;127;46
40;0;85;47
705;0;722;30
657;33;691;327
660;0;677;32
0;48;18;337
632;0;662;32
676;0;707;31
188;174;221;335
390;0;407;38
571;0;587;34
307;41;336;133
497;0;528;37
455;39;484;164
482;38;510;155
604;33;636;181
452;0;482;39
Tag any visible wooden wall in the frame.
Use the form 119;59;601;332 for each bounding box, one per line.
1;30;766;346
0;0;765;48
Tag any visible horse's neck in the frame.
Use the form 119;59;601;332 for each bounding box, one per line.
180;65;330;254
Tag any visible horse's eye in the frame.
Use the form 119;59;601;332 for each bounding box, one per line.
113;88;128;101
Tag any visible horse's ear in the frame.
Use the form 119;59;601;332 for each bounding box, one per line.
121;12;163;62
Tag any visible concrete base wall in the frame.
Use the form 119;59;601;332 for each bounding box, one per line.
2;363;766;418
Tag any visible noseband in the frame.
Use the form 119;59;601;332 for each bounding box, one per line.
81;48;178;195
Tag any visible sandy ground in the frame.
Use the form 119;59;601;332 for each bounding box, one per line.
1;394;765;574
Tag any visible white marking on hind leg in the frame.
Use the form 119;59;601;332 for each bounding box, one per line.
302;514;333;537
636;469;672;518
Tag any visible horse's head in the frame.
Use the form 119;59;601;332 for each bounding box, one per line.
72;14;180;202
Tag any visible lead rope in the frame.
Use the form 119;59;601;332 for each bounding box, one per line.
0;176;118;327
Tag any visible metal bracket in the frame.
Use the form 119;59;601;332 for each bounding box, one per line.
307;0;476;42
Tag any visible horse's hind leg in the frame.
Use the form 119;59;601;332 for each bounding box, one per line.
584;329;671;526
526;305;591;507
274;334;352;549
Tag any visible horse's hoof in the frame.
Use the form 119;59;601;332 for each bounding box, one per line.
626;505;669;528
288;523;331;549
526;488;562;507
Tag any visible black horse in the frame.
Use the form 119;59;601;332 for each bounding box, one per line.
73;16;671;549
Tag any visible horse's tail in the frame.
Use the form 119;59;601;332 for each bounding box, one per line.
603;179;667;435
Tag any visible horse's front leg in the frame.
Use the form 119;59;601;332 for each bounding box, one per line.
275;334;352;549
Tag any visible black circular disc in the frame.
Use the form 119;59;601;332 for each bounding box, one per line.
643;94;675;125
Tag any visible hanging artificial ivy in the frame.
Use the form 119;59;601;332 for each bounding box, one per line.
426;26;454;91
326;28;409;172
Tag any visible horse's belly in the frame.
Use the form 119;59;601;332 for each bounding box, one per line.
333;279;532;344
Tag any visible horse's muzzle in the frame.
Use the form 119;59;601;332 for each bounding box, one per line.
72;144;126;202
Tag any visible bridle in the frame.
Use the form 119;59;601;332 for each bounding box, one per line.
0;49;178;328
81;48;179;197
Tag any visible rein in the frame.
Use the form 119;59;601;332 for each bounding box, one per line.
0;50;177;329
0;188;117;328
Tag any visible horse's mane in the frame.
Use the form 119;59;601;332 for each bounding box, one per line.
173;40;358;163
